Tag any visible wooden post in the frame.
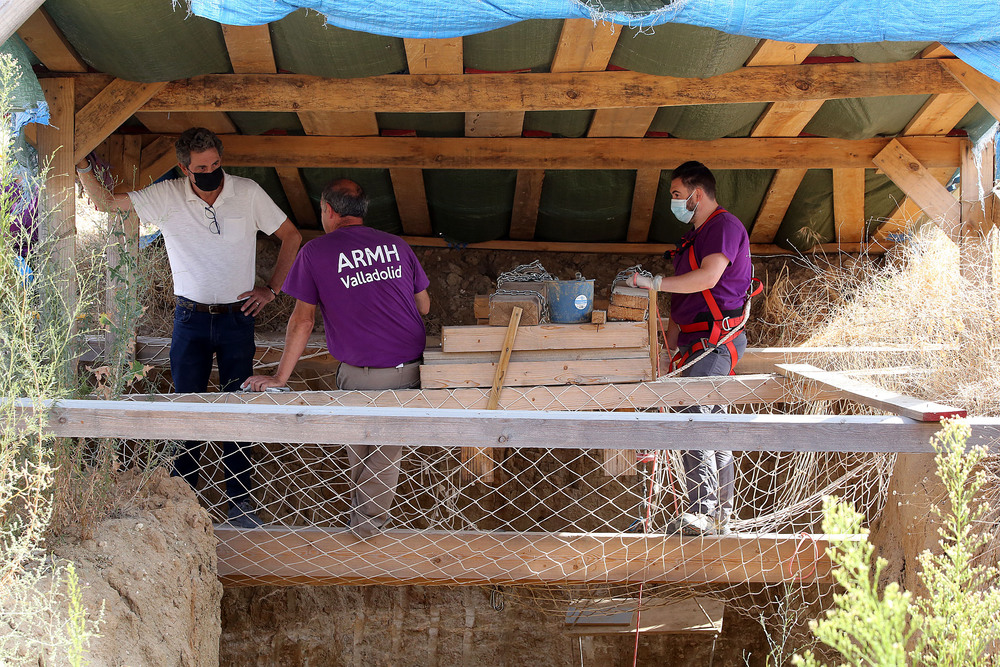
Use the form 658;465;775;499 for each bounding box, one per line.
462;307;521;484
36;77;77;372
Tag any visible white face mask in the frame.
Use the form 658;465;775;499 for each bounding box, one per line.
670;192;697;224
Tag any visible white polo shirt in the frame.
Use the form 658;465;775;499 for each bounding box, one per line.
128;172;286;304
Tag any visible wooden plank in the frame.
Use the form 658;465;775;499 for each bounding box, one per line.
591;310;606;325
749;168;807;243
465;111;525;138
222;24;277;74
23;398;1000;453
832;168;867;243
36;77;76;372
210;135;964;171
420;358;652;388
734;345;952;375
298;111;380;137
74;79;167;163
939;59;1000;122
587;107;658;138
961;139;996;239
133;111;238;135
442;322;648;353
488;295;540;326
119;134;141;193
744;40;816;67
0;0;46;45
215;527;857;587
550;19;620;73
133;60;967;113
902;93;978;136
487;308;521;407
275;167;317;227
775;363;966;421
404;37;463;75
565;597;724;635
648;289;659;379
423;347;648;364
138;136;177;186
626;168;660;243
872;139;960;240
16;7;86;72
388;167;433;236
128;374;792;410
919;43;954;59
509;169;544;240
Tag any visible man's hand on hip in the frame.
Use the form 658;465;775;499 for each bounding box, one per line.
238;285;275;316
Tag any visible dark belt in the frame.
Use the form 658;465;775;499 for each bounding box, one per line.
342;357;422;370
176;297;244;314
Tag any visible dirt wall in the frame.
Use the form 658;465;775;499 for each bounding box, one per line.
52;469;223;667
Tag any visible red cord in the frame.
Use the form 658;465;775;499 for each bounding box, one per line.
786;532;820;581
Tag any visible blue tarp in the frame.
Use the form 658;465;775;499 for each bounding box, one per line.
190;0;1000;82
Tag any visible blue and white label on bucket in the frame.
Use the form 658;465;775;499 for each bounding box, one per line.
574;294;589;310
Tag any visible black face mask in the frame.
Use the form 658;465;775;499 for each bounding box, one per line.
190;166;223;192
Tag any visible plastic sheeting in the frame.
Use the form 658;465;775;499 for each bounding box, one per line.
190;0;1000;82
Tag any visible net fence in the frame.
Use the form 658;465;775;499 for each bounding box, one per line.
104;351;906;628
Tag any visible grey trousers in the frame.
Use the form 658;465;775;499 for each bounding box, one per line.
335;360;421;530
678;332;746;520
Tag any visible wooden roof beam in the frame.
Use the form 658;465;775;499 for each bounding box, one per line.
127;60;966;113
15;7;86;72
627;168;660;243
208;135;963;170
550;19;621;73
509;169;545;241
0;0;45;46
940;59;1000;123
275;167;317;228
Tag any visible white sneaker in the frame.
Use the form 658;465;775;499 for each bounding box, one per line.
667;512;716;536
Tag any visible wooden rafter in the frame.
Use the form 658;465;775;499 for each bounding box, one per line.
404;37;463;75
74;79;166;163
0;0;45;46
832;168;867;243
872;139;960;240
509;169;545;241
627;168;660;243
206;135;963;170
388;167;433;236
745;41;819;244
114;60;965;114
275;167;317;227
133;111;238;135
550;19;621;73
221;24;276;73
137;135;177;186
16;7;86;72
749;168;807;243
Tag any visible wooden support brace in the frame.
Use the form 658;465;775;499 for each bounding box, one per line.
939;59;1000;123
750;168;807;243
626;168;660;243
463;307;522;484
961;138;996;239
138;135;177;186
388;168;433;236
872;139;960;241
774;363;966;421
74;79;167;163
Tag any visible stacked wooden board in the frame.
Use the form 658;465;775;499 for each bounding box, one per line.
421;321;654;389
608;285;649;322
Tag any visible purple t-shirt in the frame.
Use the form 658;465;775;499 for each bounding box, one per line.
670;208;752;348
282;225;430;368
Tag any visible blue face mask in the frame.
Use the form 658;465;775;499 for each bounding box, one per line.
670;193;697;224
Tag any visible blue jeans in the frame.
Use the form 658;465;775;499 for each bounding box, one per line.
169;304;256;503
678;331;747;520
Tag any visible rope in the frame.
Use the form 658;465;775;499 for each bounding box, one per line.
787;531;820;581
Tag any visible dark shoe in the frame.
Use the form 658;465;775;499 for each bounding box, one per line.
227;499;263;529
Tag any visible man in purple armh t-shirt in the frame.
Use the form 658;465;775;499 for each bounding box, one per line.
631;161;752;537
244;178;431;539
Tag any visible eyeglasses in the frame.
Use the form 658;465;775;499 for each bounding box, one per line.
204;205;220;235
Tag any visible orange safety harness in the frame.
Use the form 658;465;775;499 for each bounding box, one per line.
668;208;763;376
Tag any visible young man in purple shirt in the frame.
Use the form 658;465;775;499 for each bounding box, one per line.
244;178;430;539
631;161;752;537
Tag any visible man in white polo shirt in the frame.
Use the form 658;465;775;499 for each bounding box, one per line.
76;127;302;528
